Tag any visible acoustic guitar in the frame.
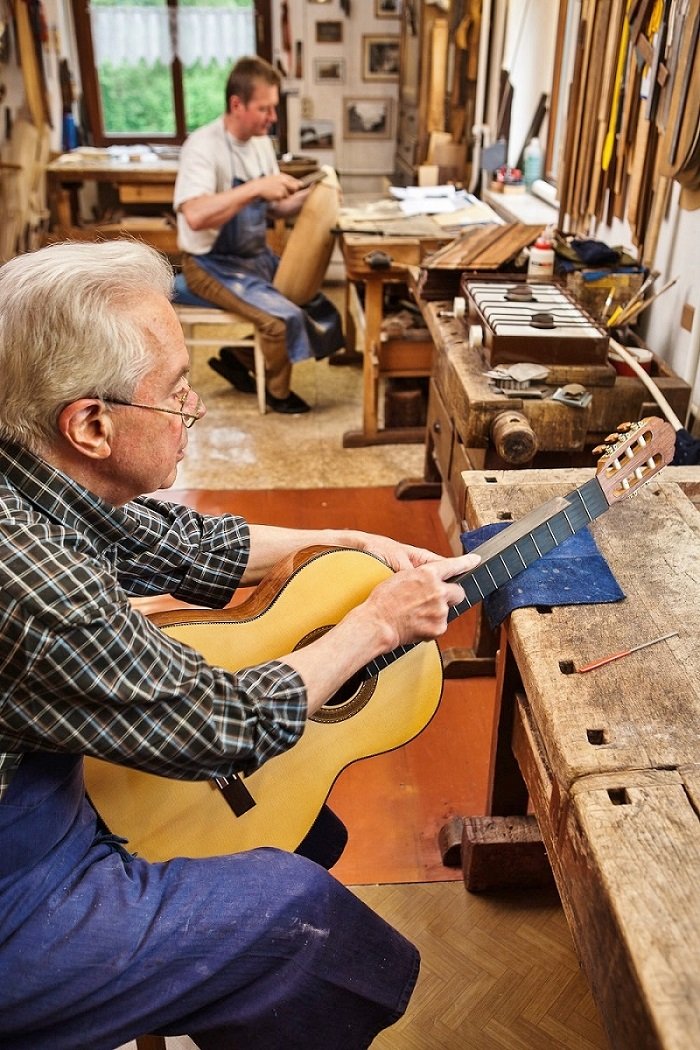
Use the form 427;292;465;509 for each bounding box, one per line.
84;418;676;861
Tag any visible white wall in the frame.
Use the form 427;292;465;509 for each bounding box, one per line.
270;0;399;180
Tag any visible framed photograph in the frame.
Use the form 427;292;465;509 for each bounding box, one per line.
362;35;400;82
343;97;394;140
375;0;402;16
299;119;335;150
315;21;343;44
313;57;345;84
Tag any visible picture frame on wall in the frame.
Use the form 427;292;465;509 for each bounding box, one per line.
362;35;400;82
343;97;393;140
300;119;335;150
315;21;343;44
374;0;402;16
313;57;345;84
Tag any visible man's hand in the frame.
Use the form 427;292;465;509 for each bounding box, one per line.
284;551;480;715
349;552;480;651
256;172;305;202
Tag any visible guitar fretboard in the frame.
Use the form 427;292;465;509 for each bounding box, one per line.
365;476;609;678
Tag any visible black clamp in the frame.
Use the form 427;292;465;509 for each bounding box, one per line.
364;249;393;270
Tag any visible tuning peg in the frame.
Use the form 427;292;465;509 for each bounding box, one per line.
616;421;633;432
592;443;607;455
604;432;620;444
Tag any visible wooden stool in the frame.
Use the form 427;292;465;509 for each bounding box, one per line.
173;304;267;415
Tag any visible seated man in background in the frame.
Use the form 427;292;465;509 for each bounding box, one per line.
0;240;479;1049
174;55;344;415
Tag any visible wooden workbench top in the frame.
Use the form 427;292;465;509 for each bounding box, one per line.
464;473;700;788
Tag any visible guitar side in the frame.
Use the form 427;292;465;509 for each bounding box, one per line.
84;548;444;861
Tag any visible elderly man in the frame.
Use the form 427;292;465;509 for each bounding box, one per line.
0;240;478;1049
174;55;344;414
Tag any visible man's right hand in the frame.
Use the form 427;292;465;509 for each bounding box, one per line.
256;172;304;202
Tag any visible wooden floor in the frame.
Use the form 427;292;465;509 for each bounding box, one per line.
134;484;609;1049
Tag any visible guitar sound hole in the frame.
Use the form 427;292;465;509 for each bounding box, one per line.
294;624;377;724
324;670;365;707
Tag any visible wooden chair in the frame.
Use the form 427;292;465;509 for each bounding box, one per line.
173;302;267;414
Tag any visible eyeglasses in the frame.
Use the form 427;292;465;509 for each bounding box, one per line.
102;383;204;429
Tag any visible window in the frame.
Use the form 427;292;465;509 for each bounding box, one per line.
71;0;271;145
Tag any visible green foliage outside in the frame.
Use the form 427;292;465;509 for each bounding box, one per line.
95;0;252;134
100;59;229;134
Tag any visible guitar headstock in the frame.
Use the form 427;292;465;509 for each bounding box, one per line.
593;417;676;505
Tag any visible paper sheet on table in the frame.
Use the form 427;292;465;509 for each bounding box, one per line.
390;185;458;200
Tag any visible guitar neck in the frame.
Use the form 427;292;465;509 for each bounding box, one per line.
365;476;609;678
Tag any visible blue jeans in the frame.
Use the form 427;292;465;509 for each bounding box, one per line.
0;755;419;1049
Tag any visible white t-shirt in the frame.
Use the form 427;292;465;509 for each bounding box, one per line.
173;117;279;255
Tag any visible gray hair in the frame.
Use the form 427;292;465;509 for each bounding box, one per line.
0;239;174;453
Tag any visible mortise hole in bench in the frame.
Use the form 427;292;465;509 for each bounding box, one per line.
559;659;575;674
497;511;513;520
485;476;498;483
607;787;630;806
586;727;607;745
536;605;553;615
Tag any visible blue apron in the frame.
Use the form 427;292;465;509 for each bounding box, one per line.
0;752;418;1049
191;177;343;362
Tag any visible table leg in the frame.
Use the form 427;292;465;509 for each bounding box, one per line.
440;629;553;890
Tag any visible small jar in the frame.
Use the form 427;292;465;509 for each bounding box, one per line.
528;235;555;279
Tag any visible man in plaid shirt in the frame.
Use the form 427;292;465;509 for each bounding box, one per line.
0;241;478;1049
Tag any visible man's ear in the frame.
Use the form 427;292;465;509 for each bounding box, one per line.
57;399;113;460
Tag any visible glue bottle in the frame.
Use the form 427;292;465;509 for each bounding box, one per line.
523;137;543;188
528;225;555;280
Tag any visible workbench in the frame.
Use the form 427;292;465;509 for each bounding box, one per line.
403;301;692;552
338;216;454;447
446;467;700;1050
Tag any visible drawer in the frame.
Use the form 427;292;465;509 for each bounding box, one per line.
426;381;453;481
447;435;473;530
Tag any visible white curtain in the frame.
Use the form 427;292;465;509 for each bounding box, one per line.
91;6;255;67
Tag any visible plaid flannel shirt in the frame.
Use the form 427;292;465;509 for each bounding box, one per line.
0;441;307;801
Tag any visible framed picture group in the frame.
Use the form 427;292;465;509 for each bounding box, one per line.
305;4;401;149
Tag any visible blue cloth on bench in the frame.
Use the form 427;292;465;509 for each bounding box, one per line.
460;522;625;629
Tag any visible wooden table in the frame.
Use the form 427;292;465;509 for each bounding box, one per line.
338;214;454;447
449;467;700;1050
46;153;180;230
45;152;316;251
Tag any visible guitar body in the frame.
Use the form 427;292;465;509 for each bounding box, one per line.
84;547;443;861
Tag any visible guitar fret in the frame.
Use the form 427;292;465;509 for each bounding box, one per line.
484;563;498;587
499;554;514;580
574;487;594;521
514;542;527;567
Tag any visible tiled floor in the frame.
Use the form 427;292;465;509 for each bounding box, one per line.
179;286;425;492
